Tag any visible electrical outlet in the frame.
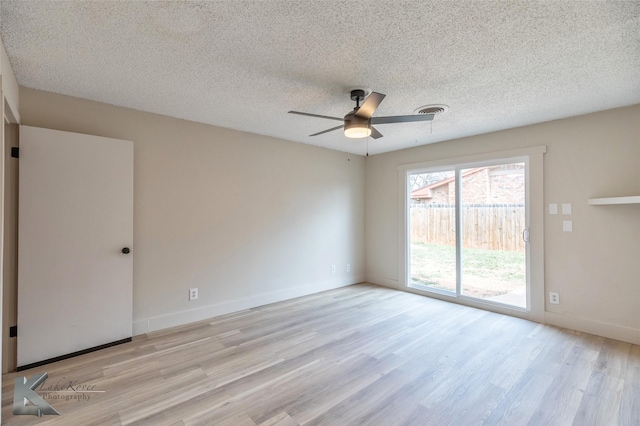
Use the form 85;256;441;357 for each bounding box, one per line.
331;265;336;274
549;292;560;304
347;264;351;272
189;288;198;301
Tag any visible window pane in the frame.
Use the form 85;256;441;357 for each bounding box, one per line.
408;170;456;293
460;163;526;307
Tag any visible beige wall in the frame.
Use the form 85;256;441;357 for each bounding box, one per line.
1;38;20;123
18;88;365;335
1;37;21;405
12;86;640;351
2;122;17;373
365;104;640;343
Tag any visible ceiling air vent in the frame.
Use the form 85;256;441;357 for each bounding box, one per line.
414;104;449;115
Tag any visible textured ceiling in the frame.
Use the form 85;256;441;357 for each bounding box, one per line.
1;1;638;155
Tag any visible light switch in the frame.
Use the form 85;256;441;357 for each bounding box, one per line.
549;204;558;215
562;203;572;215
563;220;573;232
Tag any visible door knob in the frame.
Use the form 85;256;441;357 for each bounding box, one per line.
122;247;131;254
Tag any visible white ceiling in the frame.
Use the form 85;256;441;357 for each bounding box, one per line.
1;1;638;156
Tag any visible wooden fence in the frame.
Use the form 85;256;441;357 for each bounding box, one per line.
410;204;525;252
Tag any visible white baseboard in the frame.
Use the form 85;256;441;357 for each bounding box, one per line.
133;276;363;336
367;275;640;345
133;276;639;346
365;275;400;290
544;311;640;345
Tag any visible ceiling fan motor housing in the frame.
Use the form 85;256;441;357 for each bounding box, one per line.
343;110;371;138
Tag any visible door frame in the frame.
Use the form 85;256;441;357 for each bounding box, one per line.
398;146;546;322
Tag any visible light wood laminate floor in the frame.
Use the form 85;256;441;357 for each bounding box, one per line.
2;284;638;425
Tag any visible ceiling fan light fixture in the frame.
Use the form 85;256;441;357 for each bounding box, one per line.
344;121;371;138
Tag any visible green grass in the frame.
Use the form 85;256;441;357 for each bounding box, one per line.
410;242;525;298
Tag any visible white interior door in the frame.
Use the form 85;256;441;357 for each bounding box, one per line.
17;126;133;368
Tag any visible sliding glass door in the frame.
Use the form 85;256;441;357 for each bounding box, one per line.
408;160;528;309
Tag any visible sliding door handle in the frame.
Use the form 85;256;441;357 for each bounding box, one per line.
522;229;530;243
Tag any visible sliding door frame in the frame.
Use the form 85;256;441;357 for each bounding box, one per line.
398;146;546;322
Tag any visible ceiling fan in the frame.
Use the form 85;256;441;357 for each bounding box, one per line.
288;89;434;139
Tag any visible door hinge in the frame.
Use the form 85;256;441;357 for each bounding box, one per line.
9;325;17;337
11;147;19;158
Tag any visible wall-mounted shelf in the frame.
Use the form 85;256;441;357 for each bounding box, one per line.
588;196;640;205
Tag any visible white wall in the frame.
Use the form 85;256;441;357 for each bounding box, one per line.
365;104;640;344
18;88;365;335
